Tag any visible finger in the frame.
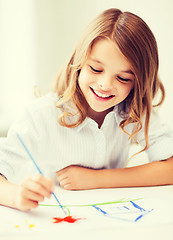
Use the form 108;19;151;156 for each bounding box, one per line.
56;165;72;176
15;187;39;211
30;174;54;192
22;178;52;198
18;198;39;211
59;178;71;188
56;169;67;177
63;183;72;190
24;200;39;211
20;187;45;202
56;174;69;184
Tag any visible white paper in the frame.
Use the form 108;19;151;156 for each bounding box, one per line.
0;185;173;240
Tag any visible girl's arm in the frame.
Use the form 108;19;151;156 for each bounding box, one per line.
100;156;173;188
56;156;173;190
0;174;54;211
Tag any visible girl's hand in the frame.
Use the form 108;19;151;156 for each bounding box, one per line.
56;165;100;190
14;174;54;211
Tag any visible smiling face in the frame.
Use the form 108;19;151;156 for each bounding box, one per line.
78;38;135;119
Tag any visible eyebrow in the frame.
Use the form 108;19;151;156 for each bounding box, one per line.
121;70;134;76
89;58;134;76
89;58;103;65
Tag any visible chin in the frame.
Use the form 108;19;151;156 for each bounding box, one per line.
89;104;113;113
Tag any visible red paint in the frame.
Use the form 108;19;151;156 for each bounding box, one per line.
52;216;82;223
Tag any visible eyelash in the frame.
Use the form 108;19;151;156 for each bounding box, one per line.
89;65;130;82
90;66;102;73
117;76;130;82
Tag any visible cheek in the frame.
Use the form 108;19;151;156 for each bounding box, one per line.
78;71;86;91
78;69;94;88
118;84;133;98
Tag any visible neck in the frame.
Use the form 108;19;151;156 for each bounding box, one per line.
87;107;113;128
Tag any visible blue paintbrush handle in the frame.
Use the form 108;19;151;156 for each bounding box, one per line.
16;134;66;215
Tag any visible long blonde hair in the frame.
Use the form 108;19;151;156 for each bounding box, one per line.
54;8;165;151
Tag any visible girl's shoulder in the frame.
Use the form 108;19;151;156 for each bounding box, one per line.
21;92;61;122
27;91;59;111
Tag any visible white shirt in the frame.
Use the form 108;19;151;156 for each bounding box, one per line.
0;92;173;184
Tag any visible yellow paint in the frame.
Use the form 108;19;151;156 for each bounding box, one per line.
14;220;35;229
28;224;35;228
14;225;20;228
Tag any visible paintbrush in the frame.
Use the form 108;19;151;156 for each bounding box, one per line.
16;133;67;215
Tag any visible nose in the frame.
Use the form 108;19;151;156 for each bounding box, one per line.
97;74;114;91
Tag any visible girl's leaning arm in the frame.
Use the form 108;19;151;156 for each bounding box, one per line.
56;156;173;190
100;156;173;188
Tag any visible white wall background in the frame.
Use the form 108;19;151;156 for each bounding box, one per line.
0;0;173;136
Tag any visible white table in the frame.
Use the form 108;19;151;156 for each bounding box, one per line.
0;185;173;240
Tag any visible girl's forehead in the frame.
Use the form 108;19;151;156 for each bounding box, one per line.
87;38;133;73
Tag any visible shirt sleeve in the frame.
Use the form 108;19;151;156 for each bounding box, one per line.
0;107;40;183
135;110;173;162
0;94;60;184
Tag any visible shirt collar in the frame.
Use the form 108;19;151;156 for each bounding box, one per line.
75;104;125;132
60;97;128;132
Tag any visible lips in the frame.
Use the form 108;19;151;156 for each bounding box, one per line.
90;87;114;99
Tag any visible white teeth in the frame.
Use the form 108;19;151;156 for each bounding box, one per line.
93;89;112;98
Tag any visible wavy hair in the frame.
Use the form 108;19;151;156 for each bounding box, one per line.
54;8;165;152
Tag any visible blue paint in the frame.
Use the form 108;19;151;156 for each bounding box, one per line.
135;214;144;222
135;208;154;222
92;205;108;215
130;201;146;212
123;206;130;210
16;133;67;215
92;201;153;223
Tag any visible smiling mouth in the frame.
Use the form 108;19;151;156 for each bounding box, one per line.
90;87;114;99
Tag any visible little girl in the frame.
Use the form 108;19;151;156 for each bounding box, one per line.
0;8;173;211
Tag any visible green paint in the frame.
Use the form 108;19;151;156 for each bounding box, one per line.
39;198;142;208
64;206;71;216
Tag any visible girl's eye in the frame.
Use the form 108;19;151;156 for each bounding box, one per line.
90;66;102;73
117;76;130;82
